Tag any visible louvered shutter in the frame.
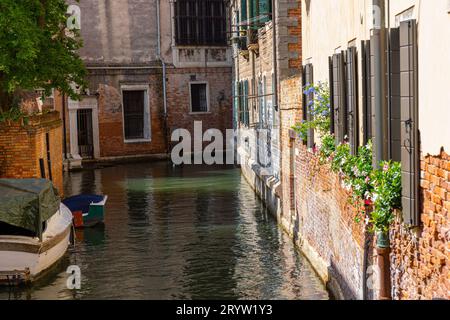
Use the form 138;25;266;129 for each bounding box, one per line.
389;27;401;162
400;20;419;227
241;0;248;27
361;40;372;145
370;34;378;166
329;56;335;135
332;54;341;145
346;47;359;155
302;65;307;124
339;52;348;143
244;80;249;127
259;0;271;23
306;64;315;149
250;0;258;19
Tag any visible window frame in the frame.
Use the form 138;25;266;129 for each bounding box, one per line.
121;85;151;144
189;81;210;114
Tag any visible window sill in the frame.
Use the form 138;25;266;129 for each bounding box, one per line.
124;139;152;144
189;112;211;115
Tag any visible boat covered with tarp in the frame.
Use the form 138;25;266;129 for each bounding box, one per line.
63;194;107;228
0;179;72;285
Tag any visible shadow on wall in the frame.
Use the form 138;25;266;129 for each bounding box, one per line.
305;0;311;15
327;260;358;300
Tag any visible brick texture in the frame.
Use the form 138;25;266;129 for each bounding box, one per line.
288;142;367;300
391;150;450;300
0;111;64;196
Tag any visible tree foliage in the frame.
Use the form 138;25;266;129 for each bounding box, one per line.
0;0;86;111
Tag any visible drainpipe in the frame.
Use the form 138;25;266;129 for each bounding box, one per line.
372;0;392;300
272;0;279;175
272;0;278;113
157;0;169;154
62;93;68;160
372;0;388;168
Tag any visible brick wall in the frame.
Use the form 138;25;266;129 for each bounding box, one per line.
166;67;233;150
391;150;450;300
0;112;64;196
95;71;167;158
279;76;302;217
286;141;368;300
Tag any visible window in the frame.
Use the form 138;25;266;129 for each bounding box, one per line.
240;0;272;25
190;83;209;113
122;89;150;142
239;80;249;127
175;0;226;46
303;63;314;148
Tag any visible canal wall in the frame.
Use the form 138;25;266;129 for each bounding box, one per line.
284;141;369;300
0;111;64;195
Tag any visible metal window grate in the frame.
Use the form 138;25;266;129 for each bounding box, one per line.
77;109;94;158
123;91;145;140
175;0;227;46
191;84;208;112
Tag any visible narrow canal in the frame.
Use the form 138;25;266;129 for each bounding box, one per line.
1;162;328;300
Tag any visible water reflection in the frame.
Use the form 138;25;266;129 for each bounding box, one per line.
0;162;328;300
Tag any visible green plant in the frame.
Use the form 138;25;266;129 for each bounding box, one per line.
292;82;331;140
0;105;29;124
318;133;336;164
330;142;351;174
369;161;402;233
0;0;87;111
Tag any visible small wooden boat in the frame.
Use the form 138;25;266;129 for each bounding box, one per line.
0;179;73;286
62;194;108;228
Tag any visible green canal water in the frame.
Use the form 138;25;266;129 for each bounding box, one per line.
1;162;328;300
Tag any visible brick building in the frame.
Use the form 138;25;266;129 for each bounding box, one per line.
0;112;64;195
229;0;302;215
230;0;449;300
292;0;450;300
61;0;232;167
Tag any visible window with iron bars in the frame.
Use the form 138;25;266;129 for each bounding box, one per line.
175;0;227;46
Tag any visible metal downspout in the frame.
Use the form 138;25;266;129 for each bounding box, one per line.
157;0;169;154
372;0;392;300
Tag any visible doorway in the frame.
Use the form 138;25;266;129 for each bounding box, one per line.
77;109;94;159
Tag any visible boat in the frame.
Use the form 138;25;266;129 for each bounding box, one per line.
62;194;108;228
0;179;73;286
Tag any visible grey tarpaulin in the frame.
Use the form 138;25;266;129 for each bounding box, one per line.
0;179;60;237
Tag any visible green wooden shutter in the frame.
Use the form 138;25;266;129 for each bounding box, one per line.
346;47;359;155
329;56;335;136
240;0;248;30
361;40;372;145
250;0;258;20
389;27;401;162
244;80;250;127
259;0;271;23
400;19;419;227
